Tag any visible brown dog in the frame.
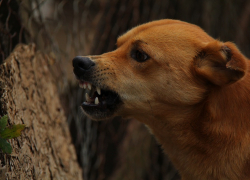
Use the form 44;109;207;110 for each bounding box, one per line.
72;19;250;180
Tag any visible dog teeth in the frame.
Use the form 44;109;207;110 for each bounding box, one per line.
85;93;91;102
88;83;92;90
96;87;101;95
79;81;93;90
79;83;84;88
95;97;99;105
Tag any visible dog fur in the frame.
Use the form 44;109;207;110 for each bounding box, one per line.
73;19;250;180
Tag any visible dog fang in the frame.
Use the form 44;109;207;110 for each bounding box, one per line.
85;93;91;102
96;87;101;95
95;97;99;104
88;83;92;90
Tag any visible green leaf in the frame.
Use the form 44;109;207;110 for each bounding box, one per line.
0;137;12;154
0;124;25;139
0;115;8;132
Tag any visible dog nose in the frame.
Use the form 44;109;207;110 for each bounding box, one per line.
72;56;95;77
73;56;95;70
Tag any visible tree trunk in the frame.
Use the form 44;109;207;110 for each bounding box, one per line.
0;44;82;180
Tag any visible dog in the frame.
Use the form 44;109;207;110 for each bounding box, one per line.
72;19;250;180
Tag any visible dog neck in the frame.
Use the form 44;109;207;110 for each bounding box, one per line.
136;73;250;179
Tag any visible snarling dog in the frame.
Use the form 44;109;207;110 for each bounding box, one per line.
72;19;250;180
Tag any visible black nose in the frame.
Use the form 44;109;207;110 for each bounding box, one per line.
72;56;95;77
73;56;95;70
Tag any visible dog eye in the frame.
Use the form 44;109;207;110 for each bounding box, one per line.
131;49;150;62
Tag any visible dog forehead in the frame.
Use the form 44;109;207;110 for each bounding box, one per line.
117;20;213;47
117;20;186;46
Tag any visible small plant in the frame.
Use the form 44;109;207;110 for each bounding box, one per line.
0;115;25;154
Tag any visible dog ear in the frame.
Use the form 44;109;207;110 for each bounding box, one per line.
194;41;248;86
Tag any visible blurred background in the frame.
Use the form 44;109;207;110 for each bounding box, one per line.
1;0;250;180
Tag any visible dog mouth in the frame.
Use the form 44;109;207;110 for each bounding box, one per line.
78;80;122;120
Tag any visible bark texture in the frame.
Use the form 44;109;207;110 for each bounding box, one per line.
0;44;82;180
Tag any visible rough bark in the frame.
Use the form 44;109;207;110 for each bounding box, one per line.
0;44;82;180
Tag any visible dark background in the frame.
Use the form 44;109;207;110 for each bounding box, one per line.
1;0;250;179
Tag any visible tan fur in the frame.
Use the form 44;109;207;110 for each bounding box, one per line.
80;19;250;180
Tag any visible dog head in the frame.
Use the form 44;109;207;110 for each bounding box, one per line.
72;19;248;121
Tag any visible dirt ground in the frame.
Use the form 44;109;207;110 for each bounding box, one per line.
0;44;82;180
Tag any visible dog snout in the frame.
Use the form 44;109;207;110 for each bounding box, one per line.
72;56;95;77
